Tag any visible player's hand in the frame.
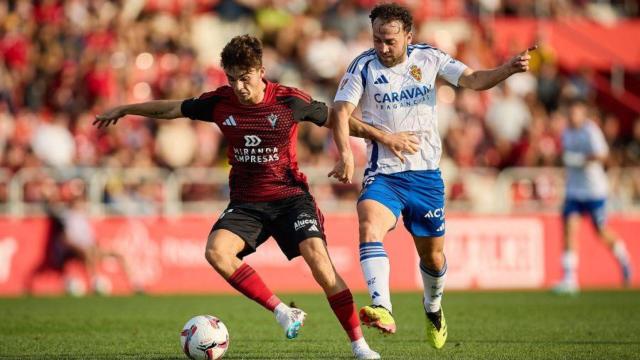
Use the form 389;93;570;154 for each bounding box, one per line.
508;45;537;73
328;153;355;184
383;131;420;163
93;106;125;128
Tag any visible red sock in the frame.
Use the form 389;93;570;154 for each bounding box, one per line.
328;289;363;341
228;263;281;312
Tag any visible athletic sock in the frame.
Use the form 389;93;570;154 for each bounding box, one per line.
561;250;578;285
227;263;281;312
613;241;630;268
351;337;371;352
359;242;392;312
328;289;363;341
420;258;447;313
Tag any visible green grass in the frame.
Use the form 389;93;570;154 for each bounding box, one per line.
1;291;639;359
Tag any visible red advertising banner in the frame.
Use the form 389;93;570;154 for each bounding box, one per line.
0;214;638;296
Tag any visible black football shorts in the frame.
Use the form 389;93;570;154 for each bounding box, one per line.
211;193;325;260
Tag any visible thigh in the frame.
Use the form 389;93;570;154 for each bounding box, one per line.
562;198;582;221
271;194;326;260
402;171;446;237
206;229;248;257
211;204;271;259
358;175;403;236
359;175;403;220
585;199;607;231
357;200;398;238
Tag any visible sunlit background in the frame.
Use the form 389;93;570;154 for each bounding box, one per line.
0;0;639;295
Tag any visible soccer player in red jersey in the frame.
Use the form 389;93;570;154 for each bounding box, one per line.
95;35;419;359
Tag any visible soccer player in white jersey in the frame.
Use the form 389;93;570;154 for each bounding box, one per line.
328;3;535;349
553;100;632;294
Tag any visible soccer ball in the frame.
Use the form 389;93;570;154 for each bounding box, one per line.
180;315;229;360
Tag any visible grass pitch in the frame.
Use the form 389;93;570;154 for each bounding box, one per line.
0;291;639;359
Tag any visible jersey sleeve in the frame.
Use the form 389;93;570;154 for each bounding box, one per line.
180;91;222;122
334;50;374;106
588;123;609;156
278;88;329;126
435;49;467;86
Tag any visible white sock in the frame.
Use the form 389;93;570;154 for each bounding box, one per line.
359;242;392;312
351;337;369;350
420;259;447;313
274;303;289;328
562;250;578;284
613;241;630;267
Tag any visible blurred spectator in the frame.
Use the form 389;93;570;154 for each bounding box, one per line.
625;117;640;166
25;186;139;296
486;83;532;144
31;113;76;167
537;63;563;113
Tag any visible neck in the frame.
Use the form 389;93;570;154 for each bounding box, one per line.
379;53;407;68
240;81;267;105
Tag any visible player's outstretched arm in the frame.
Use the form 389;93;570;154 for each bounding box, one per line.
344;115;420;163
458;46;537;91
93;100;184;128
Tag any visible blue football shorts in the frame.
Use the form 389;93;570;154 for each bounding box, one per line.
358;169;445;237
562;198;607;230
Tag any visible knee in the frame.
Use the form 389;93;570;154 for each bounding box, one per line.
204;246;230;271
301;244;335;285
420;249;445;271
359;220;385;243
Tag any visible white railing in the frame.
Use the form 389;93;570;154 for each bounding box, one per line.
1;166;639;216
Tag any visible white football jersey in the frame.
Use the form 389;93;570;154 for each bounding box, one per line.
334;44;467;177
562;121;609;200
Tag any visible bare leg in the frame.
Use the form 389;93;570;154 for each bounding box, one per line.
357;199;396;311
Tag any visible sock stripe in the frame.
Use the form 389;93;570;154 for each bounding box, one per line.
227;263;280;312
359;243;387;262
331;298;353;308
359;242;383;249
328;290;355;308
329;291;352;300
360;253;388;261
359;252;387;258
232;269;254;283
360;249;386;254
230;264;255;284
328;289;353;302
420;260;447;278
359;248;386;254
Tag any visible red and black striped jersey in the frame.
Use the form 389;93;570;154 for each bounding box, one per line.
181;80;328;202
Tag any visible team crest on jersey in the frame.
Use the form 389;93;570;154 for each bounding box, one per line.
267;113;278;128
409;65;422;81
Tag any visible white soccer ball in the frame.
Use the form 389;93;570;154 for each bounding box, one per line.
180;315;229;360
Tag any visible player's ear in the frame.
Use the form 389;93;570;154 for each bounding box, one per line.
258;66;266;79
406;31;413;44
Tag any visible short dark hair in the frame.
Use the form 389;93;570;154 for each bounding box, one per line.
369;3;413;33
220;35;263;71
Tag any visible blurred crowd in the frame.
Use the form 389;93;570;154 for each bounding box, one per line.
1;0;639;212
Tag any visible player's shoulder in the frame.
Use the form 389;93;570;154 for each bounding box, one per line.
345;48;377;74
408;43;441;58
274;83;312;103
